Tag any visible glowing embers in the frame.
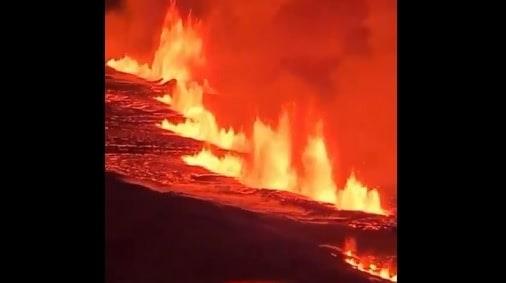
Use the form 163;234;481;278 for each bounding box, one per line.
343;238;397;282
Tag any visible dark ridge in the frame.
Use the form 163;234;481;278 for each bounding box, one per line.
106;173;374;283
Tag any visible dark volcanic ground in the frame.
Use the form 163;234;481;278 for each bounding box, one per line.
105;67;397;283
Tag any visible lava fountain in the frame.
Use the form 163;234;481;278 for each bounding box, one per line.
107;1;388;215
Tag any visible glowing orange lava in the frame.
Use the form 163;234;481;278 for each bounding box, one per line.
300;132;338;203
159;108;249;152
343;238;397;282
181;113;385;215
241;112;298;191
337;173;384;215
107;1;248;152
154;94;172;105
106;1;203;84
107;2;387;215
182;148;243;178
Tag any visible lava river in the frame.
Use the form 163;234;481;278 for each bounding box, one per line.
106;66;397;282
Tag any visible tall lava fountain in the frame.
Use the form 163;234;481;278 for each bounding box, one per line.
106;0;396;215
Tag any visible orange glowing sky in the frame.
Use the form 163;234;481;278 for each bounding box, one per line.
106;0;396;199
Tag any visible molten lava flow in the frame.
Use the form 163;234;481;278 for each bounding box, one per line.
179;111;297;190
181;113;385;215
107;2;248;152
343;237;397;282
159;108;249;152
182;148;243;178
156;79;249;152
106;0;205;114
106;56;153;79
109;2;388;215
154;94;172;105
106;1;203;84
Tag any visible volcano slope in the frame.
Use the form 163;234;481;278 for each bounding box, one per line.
105;67;396;283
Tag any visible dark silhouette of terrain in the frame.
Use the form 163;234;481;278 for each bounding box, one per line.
106;172;376;283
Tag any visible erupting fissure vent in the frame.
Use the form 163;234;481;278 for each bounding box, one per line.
106;1;386;215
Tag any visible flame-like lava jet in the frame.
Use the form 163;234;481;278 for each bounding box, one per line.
336;173;384;215
106;1;203;84
107;56;153;79
107;2;248;152
241;111;298;191
108;2;388;215
180;110;297;190
300;133;337;204
159;107;249;152
155;94;172;105
182;148;243;178
106;0;204;115
182;113;385;215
